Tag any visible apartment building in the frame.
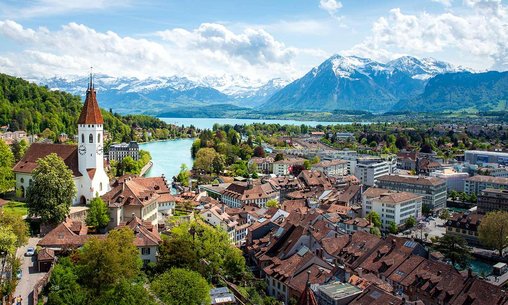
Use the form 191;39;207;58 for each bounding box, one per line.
464;175;508;195
355;161;393;187
362;187;423;229
108;141;140;162
477;188;508;214
312;159;348;177
376;174;447;211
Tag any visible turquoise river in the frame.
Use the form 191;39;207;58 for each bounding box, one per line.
140;117;354;179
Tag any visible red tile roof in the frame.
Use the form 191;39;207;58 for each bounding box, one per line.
78;84;104;124
13;143;81;177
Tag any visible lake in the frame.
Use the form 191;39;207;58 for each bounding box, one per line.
142;117;356;179
160;117;356;130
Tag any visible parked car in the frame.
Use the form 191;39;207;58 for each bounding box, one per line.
16;269;22;280
25;247;35;256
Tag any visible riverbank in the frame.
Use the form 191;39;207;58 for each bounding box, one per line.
140;160;153;177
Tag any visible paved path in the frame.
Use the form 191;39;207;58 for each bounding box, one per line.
13;238;44;305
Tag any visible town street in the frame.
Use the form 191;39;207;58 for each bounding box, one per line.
13;238;44;305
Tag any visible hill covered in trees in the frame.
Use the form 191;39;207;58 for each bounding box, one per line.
0;73;191;142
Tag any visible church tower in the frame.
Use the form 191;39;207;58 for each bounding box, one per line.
77;73;109;201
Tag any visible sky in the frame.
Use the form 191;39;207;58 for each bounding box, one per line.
0;0;507;82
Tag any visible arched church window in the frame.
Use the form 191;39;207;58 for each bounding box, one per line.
20;178;24;183
81;134;85;143
98;133;101;143
89;133;93;143
100;182;103;192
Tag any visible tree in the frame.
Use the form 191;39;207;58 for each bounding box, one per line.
0;210;28;247
194;148;218;173
405;215;417;228
439;209;450;221
212;155;225;175
0;226;17;256
479;211;508;256
26;153;76;224
291;164;305;176
0;139;14;195
274;153;284;161
95;280;157;305
449;190;459;201
388;221;398;234
366;211;381;228
85;197;110;231
47;257;88;305
266;199;279;208
77;227;141;293
253;146;265;158
370;227;381;237
433;234;472;269
11;139;28;162
176;164;191;186
151;268;210;305
303;160;311;170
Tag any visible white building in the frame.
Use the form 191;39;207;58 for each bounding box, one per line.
355;161;393;186
362;188;423;229
464;175;508;195
272;157;306;176
430;168;470;192
13;76;110;205
200;203;250;244
312;159;348;177
108;141;140;162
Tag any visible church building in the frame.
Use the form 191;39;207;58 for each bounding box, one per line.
13;75;110;205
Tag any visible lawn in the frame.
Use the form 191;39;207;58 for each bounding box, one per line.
2;201;28;217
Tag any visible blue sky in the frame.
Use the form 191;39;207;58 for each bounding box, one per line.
0;0;506;81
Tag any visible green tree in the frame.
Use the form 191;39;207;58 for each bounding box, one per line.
478;211;508;256
274;153;284;161
0;210;28;247
151;268;210;305
212;155;225;175
26;153;76;224
370;227;381;237
194;148;218;173
439;209;450;220
85;197;110;230
434;234;472;269
77;227;141;293
47;257;88;305
0;139;14;195
405;215;417;228
95;280;157;305
176;164;191;187
0;226;17;256
366;211;381;228
266;199;279;208
11;139;28;162
303;160;311;170
388;221;398;234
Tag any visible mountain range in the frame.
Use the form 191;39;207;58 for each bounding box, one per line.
36;55;508;115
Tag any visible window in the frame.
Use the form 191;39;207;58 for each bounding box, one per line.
141;248;151;255
99;182;103;192
98;133;101;143
20;178;24;183
81;134;84;143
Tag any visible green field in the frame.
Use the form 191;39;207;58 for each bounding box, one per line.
2;201;28;217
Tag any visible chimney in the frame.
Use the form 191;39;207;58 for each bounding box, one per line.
131;213;135;220
357;267;363;277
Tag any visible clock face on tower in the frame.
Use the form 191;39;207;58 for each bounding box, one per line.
79;144;86;155
96;145;103;155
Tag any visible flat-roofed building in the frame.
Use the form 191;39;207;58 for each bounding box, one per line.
465;150;508;165
316;282;363;305
355;161;393;187
362;187;423;229
312;159;348;177
376;174;446;211
464;175;508;195
477;188;508;214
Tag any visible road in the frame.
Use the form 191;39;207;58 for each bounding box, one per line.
13;238;45;305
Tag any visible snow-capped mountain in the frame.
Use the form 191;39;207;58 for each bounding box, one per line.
38;74;285;114
387;56;467;80
261;54;469;113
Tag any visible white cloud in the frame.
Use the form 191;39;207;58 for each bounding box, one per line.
0;20;310;81
319;0;343;13
318;0;345;25
346;0;508;70
157;23;296;65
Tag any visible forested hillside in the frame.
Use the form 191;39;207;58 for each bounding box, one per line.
0;73;189;142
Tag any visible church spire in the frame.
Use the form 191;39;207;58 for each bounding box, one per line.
296;271;318;305
78;68;104;124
